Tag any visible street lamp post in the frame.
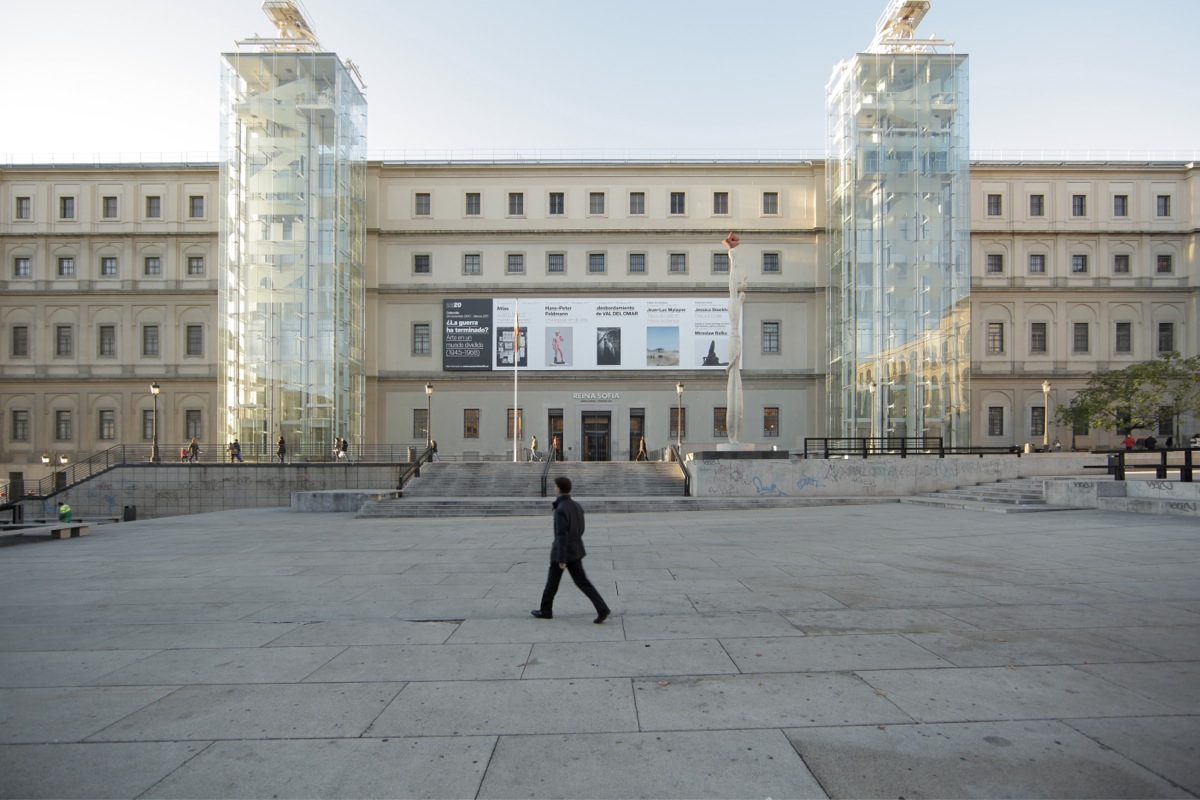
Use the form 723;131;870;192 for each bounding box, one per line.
868;380;878;451
42;453;68;492
1041;380;1052;450
425;382;433;449
150;383;161;463
675;382;684;452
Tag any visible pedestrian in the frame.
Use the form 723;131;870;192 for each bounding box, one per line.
188;437;200;463
551;434;561;462
276;435;287;463
1121;434;1135;450
339;437;349;462
530;434;540;462
531;476;610;624
57;501;73;522
1191;433;1200;449
228;438;243;463
1165;436;1174;449
431;439;440;462
1144;434;1157;450
634;435;649;461
179;445;188;462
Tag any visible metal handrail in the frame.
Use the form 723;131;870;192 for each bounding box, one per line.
396;445;434;491
668;445;691;497
1093;448;1196;482
539;447;558;497
803;437;945;459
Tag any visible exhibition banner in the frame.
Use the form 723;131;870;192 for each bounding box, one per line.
443;298;737;372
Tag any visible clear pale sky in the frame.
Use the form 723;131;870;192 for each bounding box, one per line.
2;0;1196;159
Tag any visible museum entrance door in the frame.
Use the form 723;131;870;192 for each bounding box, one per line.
582;414;611;461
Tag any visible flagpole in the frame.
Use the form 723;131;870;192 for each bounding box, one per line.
513;304;519;463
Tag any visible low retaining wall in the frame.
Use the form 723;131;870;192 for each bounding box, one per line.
686;453;1105;498
292;489;401;513
25;463;401;521
1045;478;1200;517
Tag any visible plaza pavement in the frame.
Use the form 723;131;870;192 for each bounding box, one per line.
0;502;1198;799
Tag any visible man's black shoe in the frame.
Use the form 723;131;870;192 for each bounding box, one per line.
530;610;552;619
594;610;610;624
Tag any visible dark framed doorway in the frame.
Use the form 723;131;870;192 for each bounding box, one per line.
629;408;645;460
548;409;563;461
582;413;611;461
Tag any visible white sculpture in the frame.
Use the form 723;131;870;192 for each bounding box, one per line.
723;232;746;444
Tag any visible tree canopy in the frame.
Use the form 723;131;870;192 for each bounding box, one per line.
1053;353;1200;435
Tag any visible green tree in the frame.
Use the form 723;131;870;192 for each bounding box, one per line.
1054;353;1200;436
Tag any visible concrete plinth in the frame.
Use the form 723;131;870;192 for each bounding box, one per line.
291;490;401;513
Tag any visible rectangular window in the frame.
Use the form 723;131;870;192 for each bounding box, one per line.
669;191;686;215
1113;194;1128;217
1113;253;1130;274
1028;253;1046;274
189;196;204;218
14;257;31;277
187;256;205;276
547;253;565;274
761;252;780;274
628;253;646;273
100;256;118;276
463;253;481;275
713;407;727;438
588;192;605;215
1071;254;1088;274
413;408;428;440
11;410;30;441
985;254;1004;274
414;193;431;216
1156;195;1171;217
986;322;1005;355
986;193;1002;216
987;406;1004;436
1158;416;1174;436
185;325;203;356
144;256;161;276
1071;194;1087;216
55;325;73;357
142;410;154;441
142;325;160;357
1029;194;1044;217
507;192;524;216
185;409;202;440
12;325;30;357
465;193;481;215
588;253;606;274
712;191;729;215
1073;416;1089;436
59;197;75;219
628;191;645;215
1115;322;1132;354
669;253;687;274
762;191;779;215
1158;322;1175;353
764;407;780;438
1156;254;1173;274
413;322;431;355
413;254;431;275
55;410;73;441
57;257;75;277
99;409;116;441
548;192;564;215
1030;322;1047;354
669;407;687;439
506;254;525;274
762;321;780;354
102;196;118;218
99;324;116;357
506;408;524;439
1073;322;1090;354
1031;406;1045;437
712;252;729;274
463;409;480;439
15;196;31;219
145;196;161;218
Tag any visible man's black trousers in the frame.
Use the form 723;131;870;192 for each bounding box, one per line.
540;559;608;615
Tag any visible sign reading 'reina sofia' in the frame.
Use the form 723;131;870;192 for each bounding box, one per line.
443;298;738;372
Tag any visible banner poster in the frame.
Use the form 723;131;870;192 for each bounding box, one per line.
445;298;736;372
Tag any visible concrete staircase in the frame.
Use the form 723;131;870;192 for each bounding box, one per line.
899;477;1075;513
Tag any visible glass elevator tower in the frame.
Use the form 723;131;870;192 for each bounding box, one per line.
827;0;970;447
219;2;366;458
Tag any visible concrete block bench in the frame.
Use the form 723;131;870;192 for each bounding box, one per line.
0;522;90;539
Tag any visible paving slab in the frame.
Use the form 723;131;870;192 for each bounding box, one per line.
723;632;953;673
141;737;494;800
1067;715;1200;796
366;678;637;736
263;619;459;647
786;720;1192;799
0;649;160;688
1075;661;1200;713
0;741;210;799
783;607;981;635
86;646;344;685
620;611;803;640
304;643;532;682
521;638;738;679
904;627;1164;667
0;686;178;744
1095;624;1200;660
479;729;825;800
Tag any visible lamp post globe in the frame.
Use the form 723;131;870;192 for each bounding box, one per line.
425;383;433;448
1041;380;1052;449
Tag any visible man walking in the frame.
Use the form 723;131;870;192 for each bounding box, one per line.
531;476;610;623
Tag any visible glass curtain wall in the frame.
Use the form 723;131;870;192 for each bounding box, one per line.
827;49;970;448
219;52;366;459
